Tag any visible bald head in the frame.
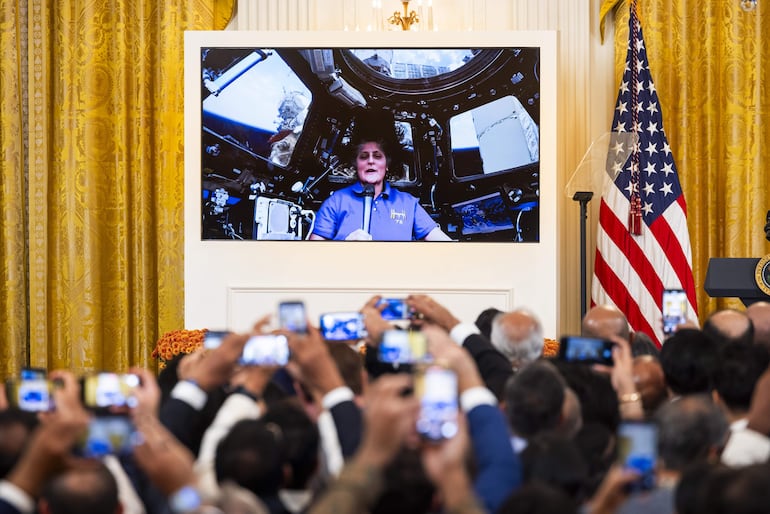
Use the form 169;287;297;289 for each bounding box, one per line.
703;308;754;347
490;309;544;369
581;304;630;341
747;301;770;348
632;355;668;417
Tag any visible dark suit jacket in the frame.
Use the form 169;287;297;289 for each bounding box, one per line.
0;498;21;514
467;403;521;513
329;399;363;458
462;333;514;401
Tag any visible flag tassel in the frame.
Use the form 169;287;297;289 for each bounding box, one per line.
629;197;643;235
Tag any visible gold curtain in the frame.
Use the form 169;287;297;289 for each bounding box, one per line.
601;0;770;320
0;0;234;377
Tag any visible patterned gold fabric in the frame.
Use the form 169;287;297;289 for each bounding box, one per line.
0;0;234;376
601;0;770;320
0;2;29;376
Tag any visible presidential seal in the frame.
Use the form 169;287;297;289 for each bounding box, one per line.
756;254;770;296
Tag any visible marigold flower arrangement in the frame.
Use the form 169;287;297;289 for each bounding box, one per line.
542;338;560;358
152;328;207;369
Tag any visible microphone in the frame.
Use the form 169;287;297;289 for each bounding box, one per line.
362;184;375;234
765;210;770;242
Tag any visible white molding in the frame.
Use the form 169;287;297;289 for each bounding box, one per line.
224;285;515;331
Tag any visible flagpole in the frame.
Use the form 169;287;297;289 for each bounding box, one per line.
573;191;593;320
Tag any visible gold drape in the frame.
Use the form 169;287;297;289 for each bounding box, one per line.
0;2;29;376
0;0;234;376
601;0;770;320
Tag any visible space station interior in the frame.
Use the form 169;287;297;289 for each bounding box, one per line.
200;46;541;241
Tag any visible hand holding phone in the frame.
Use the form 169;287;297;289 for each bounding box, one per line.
617;421;658;492
416;366;459;441
6;368;53;412
82;373;140;410
378;330;428;364
279;301;308;334
319;312;367;341
203;330;230;349
377;298;410;321
239;334;290;366
74;416;140;458
662;288;687;336
558;336;615;366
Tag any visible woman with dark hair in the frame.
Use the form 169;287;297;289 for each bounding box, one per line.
309;118;451;241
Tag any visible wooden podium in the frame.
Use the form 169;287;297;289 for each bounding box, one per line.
704;257;770;306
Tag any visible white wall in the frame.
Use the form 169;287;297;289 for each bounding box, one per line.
198;0;619;337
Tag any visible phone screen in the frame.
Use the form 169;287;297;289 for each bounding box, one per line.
617;422;658;491
74;416;140;458
379;330;428;364
203;330;230;349
83;373;140;409
240;334;290;366
416;366;459;441
662;289;687;335
558;336;614;365
377;298;410;320
20;368;47;381
279;301;307;333
8;369;52;412
319;312;366;341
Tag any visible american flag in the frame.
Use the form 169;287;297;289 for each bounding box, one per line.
591;0;697;347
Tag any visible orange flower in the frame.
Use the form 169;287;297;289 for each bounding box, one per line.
152;328;207;366
542;338;560;358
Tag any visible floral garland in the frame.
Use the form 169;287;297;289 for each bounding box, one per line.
150;330;560;368
152;328;207;369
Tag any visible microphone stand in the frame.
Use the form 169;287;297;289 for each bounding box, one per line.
572;191;594;320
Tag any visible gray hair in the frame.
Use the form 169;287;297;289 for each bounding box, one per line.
490;308;544;365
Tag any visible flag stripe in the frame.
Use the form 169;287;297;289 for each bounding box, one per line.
593;247;658;338
594;208;661;336
662;196;698;306
599;198;664;298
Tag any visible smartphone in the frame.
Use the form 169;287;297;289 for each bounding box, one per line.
377;298;410;321
74;416;140;458
558;336;615;366
662;288;687;336
378;330;428;364
82;373;140;409
415;366;459;441
203;330;230;350
617;421;658;491
240;334;290;366
319;312;367;341
279;301;307;333
6;368;52;412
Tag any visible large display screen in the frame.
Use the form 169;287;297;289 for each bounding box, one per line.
198;45;540;242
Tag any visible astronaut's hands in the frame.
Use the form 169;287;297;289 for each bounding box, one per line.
345;229;373;241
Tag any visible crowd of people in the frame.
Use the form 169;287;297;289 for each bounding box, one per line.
2;295;770;514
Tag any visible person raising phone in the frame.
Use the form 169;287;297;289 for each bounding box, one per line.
309;116;451;242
